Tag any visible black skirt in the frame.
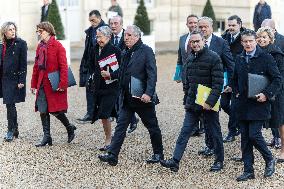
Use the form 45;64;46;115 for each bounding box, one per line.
270;90;284;128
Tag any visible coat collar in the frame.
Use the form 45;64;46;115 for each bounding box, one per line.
240;45;262;58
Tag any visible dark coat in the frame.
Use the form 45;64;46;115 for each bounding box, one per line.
116;43;158;108
89;42;121;121
275;32;284;53
221;28;245;59
31;36;69;113
79;20;107;87
253;2;271;31
262;44;284;127
40;5;49;22
209;34;235;86
233;46;281;121
110;29;126;51
183;47;223;112
176;33;190;83
0;38;27;104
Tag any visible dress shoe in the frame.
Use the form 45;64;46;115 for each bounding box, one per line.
146;153;164;164
274;138;281;149
231;156;243;162
210;161;223;172
198;146;209;155
160;158;179;172
236;172;255;181
67;124;77;143
266;138;275;147
223;135;235;143
4;130;15;142
98;153;118;166
203;148;214;157
77;114;92;122
128;118;139;133
99;145;110;151
264;159;276;178
13;128;19;138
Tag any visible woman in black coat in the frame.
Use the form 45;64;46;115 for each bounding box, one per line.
0;22;27;141
257;26;284;160
89;26;121;151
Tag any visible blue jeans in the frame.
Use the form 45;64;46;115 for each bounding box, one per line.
173;110;224;162
239;120;273;173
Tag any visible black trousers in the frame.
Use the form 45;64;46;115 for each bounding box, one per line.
109;104;163;157
239;120;273;173
173;110;224;162
6;103;18;131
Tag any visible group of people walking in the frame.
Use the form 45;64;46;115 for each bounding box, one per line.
1;1;284;183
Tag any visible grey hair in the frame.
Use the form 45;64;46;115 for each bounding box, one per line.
1;21;17;42
111;15;123;25
198;16;213;27
126;25;142;37
97;26;112;37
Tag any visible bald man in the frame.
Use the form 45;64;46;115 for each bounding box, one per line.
261;19;284;52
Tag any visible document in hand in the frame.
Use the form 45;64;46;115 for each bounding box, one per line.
130;76;145;98
248;73;269;99
195;84;220;112
48;67;77;91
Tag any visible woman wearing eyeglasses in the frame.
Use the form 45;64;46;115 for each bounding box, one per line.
31;22;76;147
0;22;27;142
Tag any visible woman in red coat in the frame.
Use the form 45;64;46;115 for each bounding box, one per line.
31;22;76;147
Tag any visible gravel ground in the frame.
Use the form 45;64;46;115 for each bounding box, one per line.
0;54;283;189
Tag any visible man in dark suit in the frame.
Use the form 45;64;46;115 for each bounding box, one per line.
40;0;50;22
109;15;140;133
221;15;245;143
78;10;107;122
173;15;203;137
233;29;279;181
198;16;235;157
261;18;284;148
160;30;224;172
98;25;164;166
253;0;271;31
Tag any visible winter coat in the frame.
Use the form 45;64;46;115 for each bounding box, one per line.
233;46;281;121
0;37;27;104
31;36;69;113
253;2;271;31
183;47;223;112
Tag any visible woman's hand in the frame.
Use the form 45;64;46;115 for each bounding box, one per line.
18;83;24;89
30;88;36;95
56;88;64;92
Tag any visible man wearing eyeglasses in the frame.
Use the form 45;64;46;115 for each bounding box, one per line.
78;10;107;122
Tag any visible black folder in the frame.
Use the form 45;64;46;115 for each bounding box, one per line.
130;76;145;98
48;67;77;91
248;73;269;98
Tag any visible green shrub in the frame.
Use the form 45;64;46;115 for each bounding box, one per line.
134;0;150;35
47;0;65;40
202;0;217;31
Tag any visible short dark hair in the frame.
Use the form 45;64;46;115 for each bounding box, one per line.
187;14;198;21
228;15;242;25
241;29;256;38
89;10;101;18
190;29;205;39
37;22;56;36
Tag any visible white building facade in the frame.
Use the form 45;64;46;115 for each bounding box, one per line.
0;0;283;49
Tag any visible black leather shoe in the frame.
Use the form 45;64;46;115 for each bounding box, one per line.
203;148;214;157
223;135;235;143
4;130;14;142
160;158;179;172
146;154;164;164
198;146;210;155
210;161;223;172
128;118;139;133
231;156;243;162
67;125;76;143
236;172;255;181
98;153;118;166
267;138;275;147
77;114;92;122
35;136;53;147
264;159;276;178
99;145;110;151
274;138;281;149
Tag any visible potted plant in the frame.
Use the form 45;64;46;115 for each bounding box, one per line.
134;0;155;52
47;0;70;65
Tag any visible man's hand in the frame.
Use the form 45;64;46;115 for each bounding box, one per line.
18;83;24;89
203;103;212;110
141;94;151;103
256;93;267;102
56;88;64;92
223;86;232;93
30;88;36;95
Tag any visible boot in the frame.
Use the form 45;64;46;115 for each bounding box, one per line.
4;129;15;142
54;113;76;143
35;113;52;147
4;104;17;142
13;123;19;138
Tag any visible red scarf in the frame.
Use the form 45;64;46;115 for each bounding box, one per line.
37;37;52;70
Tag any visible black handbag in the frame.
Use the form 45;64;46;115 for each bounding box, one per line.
48;67;77;91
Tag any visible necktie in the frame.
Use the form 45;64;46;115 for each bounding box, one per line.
114;36;119;46
204;40;208;48
230;35;234;44
246;54;251;63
